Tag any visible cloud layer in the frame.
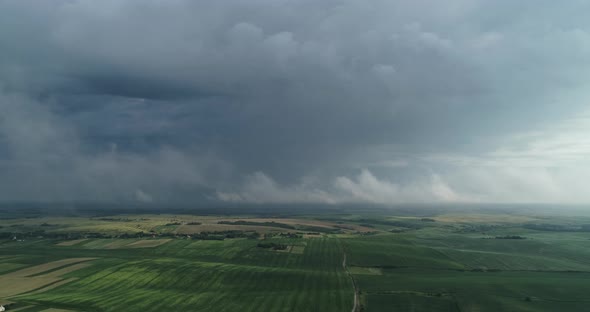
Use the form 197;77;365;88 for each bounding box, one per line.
1;0;590;204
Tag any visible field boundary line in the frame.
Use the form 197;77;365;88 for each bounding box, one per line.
342;252;360;312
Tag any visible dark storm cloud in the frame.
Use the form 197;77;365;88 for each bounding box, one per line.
1;0;590;203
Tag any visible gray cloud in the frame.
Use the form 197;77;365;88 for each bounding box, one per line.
1;0;590;204
0;92;229;202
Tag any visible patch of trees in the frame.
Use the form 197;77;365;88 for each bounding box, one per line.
189;233;224;240
218;220;296;229
454;224;500;233
189;230;260;240
523;223;590;232
265;232;294;238
297;225;341;233
389;229;406;233
420;218;436;222
0;230;47;239
0;228;263;242
165;222;182;226
0;232;13;238
278;233;302;238
0;230;135;240
117;232;147;239
217;220;341;233
257;242;288;250
356;219;423;229
495;235;526;239
95;217;134;222
356;231;378;236
186;221;202;225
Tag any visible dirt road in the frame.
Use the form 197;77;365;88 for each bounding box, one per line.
342;253;360;312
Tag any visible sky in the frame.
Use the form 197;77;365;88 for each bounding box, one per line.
1;0;590;204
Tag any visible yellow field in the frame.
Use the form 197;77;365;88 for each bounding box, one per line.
56;239;88;246
220;218;336;229
9;305;34;311
176;223;289;234
0;263;26;274
80;239;171;249
3;214;377;239
0;275;62;298
42;263;92;278
103;240;135;249
27;278;78;295
0;258;95;299
434;213;539;223
126;239;171;248
2;258;95;278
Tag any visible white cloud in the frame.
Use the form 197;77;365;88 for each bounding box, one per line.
333;169;463;203
218;169;464;204
135;189;153;203
426;111;590;203
217;172;336;204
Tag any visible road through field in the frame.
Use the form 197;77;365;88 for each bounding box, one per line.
342;253;360;312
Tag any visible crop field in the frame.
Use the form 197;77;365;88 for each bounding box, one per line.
0;258;95;298
1;235;352;311
355;269;590;311
1;205;590;311
339;207;590;311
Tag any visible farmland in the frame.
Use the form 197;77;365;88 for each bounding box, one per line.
1;204;590;311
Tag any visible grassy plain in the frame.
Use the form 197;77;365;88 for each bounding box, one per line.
1;204;590;311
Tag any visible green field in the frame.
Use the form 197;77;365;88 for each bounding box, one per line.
1;237;351;312
1;205;590;311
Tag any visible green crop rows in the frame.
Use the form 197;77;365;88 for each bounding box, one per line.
3;206;590;311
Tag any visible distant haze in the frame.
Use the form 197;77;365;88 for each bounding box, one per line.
1;0;590;204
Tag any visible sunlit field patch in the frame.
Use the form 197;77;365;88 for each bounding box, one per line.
56;239;88;247
0;258;95;299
